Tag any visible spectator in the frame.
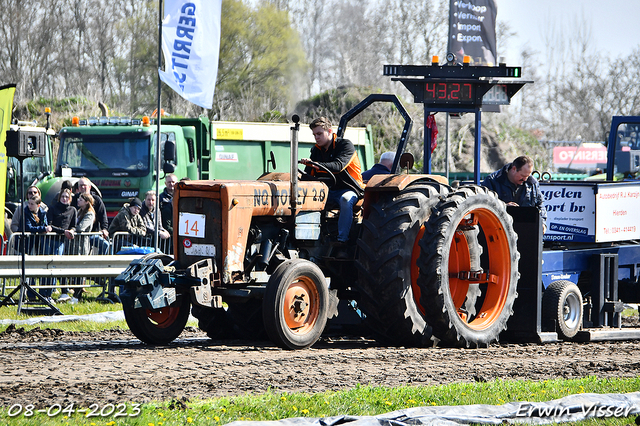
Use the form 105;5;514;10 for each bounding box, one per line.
140;190;171;244
73;177;109;255
60;192;96;302
47;188;77;245
362;151;395;182
11;185;48;234
19;195;52;254
46;188;77;300
159;173;178;234
108;197;147;253
19;195;52;301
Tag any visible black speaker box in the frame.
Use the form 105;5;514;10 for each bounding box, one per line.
5;129;46;158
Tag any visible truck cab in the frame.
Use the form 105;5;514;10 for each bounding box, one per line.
38;116;209;218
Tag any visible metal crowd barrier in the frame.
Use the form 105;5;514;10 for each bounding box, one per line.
111;232;173;255
0;231;172;300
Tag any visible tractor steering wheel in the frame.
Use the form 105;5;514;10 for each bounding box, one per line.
298;160;337;188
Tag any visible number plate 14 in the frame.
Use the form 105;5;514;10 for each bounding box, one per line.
179;212;206;238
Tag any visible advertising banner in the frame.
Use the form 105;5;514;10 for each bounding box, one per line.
541;183;596;243
0;84;16;236
448;0;497;65
595;184;640;242
552;143;607;169
159;0;222;109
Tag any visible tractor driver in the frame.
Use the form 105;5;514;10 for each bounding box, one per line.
481;155;547;233
300;117;365;246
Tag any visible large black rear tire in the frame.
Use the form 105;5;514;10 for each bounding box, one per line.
191;305;234;340
355;182;450;346
418;185;519;347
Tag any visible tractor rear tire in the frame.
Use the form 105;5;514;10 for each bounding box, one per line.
418;185;519;347
262;259;329;350
121;253;190;345
227;299;268;341
355;181;450;346
191;305;235;340
542;280;583;340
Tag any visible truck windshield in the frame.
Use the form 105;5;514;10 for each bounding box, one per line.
58;134;150;177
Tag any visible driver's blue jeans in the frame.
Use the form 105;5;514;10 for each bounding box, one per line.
327;189;358;242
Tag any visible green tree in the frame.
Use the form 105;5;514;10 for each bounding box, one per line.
213;0;308;121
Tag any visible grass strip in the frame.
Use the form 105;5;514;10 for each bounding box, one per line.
0;377;638;425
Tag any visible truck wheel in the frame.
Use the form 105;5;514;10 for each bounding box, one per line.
542;280;583;339
262;259;329;350
355;182;450;346
418;185;519;347
123;294;190;345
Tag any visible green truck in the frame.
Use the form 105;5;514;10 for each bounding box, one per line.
37;116;374;218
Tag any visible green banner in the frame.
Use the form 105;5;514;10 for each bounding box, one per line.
0;84;16;237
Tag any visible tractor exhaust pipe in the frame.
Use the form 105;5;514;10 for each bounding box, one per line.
290;114;300;218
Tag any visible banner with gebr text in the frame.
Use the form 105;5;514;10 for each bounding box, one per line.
447;0;497;66
159;0;222;109
0;84;16;236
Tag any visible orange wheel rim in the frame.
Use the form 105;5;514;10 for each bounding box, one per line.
283;277;319;334
146;307;180;328
449;209;511;331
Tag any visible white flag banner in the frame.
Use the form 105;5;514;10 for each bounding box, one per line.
159;0;222;109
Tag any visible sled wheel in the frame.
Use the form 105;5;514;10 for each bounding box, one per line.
355;181;451;346
542;280;583;340
121;253;190;345
263;259;328;350
418;185;520;347
123;291;190;345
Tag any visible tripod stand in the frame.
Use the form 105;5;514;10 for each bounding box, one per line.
0;157;61;315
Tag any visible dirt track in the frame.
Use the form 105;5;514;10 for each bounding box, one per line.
2;325;640;408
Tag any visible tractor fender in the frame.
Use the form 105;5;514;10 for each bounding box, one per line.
362;174;449;218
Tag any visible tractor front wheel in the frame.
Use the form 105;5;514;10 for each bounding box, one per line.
123;294;190;345
262;259;329;350
121;253;190;345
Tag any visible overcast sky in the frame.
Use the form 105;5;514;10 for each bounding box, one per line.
496;0;640;64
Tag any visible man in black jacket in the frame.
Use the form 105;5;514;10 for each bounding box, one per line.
300;117;364;245
481;155;547;232
159;173;178;235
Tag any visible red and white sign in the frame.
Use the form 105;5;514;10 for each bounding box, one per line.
553;143;607;168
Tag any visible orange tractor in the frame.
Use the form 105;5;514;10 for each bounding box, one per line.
116;77;523;349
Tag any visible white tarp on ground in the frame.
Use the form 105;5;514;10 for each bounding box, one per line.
0;310;125;326
229;392;640;425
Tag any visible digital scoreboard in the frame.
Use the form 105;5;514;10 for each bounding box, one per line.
383;64;528;108
424;82;475;104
